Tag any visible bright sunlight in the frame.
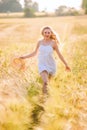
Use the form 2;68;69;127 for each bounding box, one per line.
20;0;82;11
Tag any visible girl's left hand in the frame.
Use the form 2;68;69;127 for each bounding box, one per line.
65;65;71;72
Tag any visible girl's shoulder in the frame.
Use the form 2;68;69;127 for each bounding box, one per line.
51;39;56;46
51;39;55;43
51;40;58;49
38;38;43;45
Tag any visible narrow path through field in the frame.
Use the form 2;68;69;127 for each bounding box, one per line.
0;24;20;38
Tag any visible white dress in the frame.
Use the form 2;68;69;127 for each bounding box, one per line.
38;43;56;75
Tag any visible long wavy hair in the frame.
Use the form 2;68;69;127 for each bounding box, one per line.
41;26;60;44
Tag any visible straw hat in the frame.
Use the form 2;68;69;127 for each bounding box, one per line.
12;57;25;71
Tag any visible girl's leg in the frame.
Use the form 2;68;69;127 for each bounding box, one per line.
40;70;49;94
48;74;52;81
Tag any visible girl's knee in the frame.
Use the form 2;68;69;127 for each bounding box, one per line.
43;81;48;86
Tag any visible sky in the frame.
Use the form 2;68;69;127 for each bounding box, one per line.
20;0;82;12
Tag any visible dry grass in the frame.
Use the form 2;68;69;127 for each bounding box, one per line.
0;16;87;130
0;12;23;18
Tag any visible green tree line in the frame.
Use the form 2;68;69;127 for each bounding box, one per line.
82;0;87;14
0;0;39;16
0;0;22;12
0;0;87;16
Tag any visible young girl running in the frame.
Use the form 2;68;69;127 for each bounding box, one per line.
19;26;71;94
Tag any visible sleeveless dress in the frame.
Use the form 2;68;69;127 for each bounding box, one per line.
38;43;56;75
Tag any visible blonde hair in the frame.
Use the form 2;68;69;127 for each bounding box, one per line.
41;26;60;44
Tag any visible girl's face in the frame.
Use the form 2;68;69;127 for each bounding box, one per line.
42;29;52;40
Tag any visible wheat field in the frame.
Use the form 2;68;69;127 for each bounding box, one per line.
0;16;87;130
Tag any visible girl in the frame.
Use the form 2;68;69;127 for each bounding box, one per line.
20;26;71;94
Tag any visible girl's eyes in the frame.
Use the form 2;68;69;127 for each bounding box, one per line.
44;32;51;34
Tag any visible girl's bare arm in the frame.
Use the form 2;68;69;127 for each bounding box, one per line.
54;42;71;70
20;41;40;59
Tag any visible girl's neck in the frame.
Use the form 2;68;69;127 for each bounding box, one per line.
42;39;51;45
43;38;51;42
